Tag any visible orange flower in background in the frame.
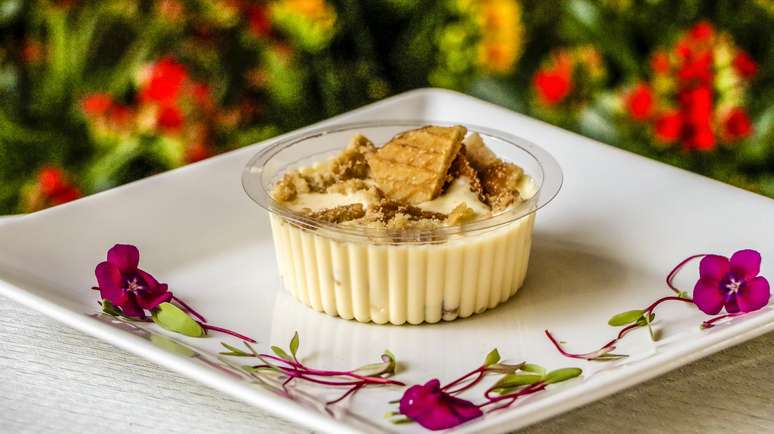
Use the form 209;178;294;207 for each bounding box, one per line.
476;0;524;74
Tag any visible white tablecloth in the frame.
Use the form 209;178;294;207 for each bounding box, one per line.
2;295;773;433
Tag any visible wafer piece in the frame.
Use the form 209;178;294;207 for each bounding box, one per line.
308;203;365;224
366;125;466;204
463;132;500;171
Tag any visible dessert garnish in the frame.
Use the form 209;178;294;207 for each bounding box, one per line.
93;243;255;342
220;332;403;406
388;348;582;430
545;249;770;361
270;125;532;232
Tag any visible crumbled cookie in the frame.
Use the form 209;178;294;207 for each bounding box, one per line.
326;178;370;194
367;125;466;204
481;162;524;211
446;146;485;201
331;134;375;179
365;199;447;225
271;171;311;201
447;203;477;225
308;203;365;224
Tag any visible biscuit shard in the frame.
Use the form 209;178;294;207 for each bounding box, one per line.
367;125;466;204
464;132;525;211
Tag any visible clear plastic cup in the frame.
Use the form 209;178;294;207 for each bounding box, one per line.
242;121;562;325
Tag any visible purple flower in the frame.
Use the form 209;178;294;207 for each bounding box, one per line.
399;379;483;431
95;244;172;319
693;249;770;315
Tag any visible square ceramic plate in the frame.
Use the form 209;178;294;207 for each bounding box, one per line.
1;89;773;434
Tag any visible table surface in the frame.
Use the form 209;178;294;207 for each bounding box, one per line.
2;294;774;434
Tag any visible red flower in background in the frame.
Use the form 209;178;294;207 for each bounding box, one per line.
81;93;114;117
733;52;757;79
653;111;682;144
157;106;184;132
723;108;753;141
140;57;188;106
36;166;81;206
625;83;654;121
247;5;272;38
624;21;755;152
533;64;572;106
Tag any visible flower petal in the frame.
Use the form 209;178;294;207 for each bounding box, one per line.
135;268;166;294
729;249;761;280
693;277;726;315
399;379;482;430
136;291;173;310
117;292;146;319
699;255;729;281
107;244;140;272
95;262;123;303
724;293;740;314
737;276;770;313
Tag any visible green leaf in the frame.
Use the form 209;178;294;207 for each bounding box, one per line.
494;373;543;389
100;300;121;317
219;342;251;357
289;332;300;358
544;368;583;384
354;350;397;377
521;363;546;376
484;348;501;366
271;346;292;361
591;353;629;361
608;309;644;326
636;313;656;327
151;302;204;337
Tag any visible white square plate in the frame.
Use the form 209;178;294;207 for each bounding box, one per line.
1;89;773;434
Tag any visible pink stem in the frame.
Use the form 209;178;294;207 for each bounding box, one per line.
480;382;547;410
327;384;363;406
256;353;403;385
445;370;487;395
200;323;256;343
701;312;746;329
617;322;641;340
644;296;694;314
666;254;708;294
544;329;618;360
441;367;485;392
172;295;207;323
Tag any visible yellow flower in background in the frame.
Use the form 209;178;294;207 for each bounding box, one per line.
270;0;337;53
475;0;523;74
431;0;524;89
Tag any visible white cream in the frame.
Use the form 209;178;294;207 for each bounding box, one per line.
417;178;490;216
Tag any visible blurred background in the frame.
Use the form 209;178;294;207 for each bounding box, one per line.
0;0;772;214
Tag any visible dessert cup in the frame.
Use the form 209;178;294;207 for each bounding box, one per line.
242;121;562;325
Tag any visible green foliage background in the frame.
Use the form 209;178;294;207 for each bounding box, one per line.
0;0;772;214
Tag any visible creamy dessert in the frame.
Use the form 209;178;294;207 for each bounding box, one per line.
266;125;538;325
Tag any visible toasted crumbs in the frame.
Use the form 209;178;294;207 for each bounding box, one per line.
446;146;485;201
367;125;466;204
271;171;311;201
365;199;447;225
331;134;375;179
308;203;365;223
326;178;370;194
447;203;477;225
481;161;524;211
